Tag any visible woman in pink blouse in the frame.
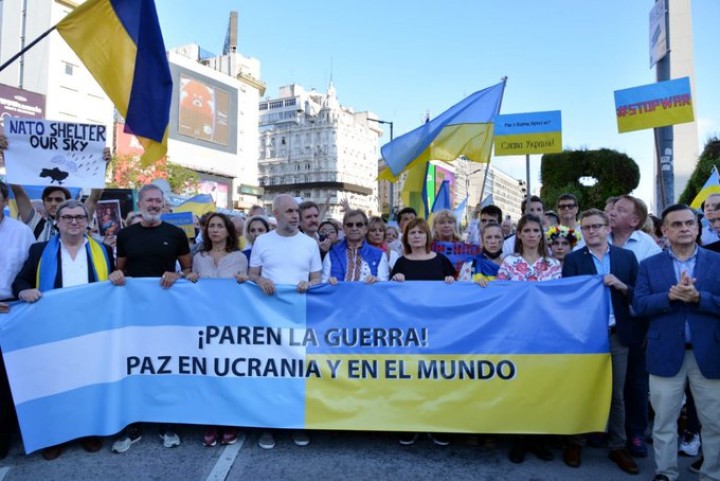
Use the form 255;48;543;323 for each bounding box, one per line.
186;212;247;447
497;214;561;282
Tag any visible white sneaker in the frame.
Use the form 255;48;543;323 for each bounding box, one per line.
160;430;181;448
258;431;275;449
292;430;310;447
111;434;142;453
679;432;700;457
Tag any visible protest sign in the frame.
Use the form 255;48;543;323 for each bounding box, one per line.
614;77;694;133
0;277;611;453
3;117;107;188
161;212;195;238
494;111;562;156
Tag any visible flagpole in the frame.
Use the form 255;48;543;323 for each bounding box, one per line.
0;26;57;74
478;76;508;209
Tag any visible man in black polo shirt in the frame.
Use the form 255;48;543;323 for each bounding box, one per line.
108;183;192;452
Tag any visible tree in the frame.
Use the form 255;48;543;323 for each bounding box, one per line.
108;155;200;194
678;137;720;205
540;149;640;211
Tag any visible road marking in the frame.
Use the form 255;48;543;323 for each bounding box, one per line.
0;466;10;481
205;434;245;481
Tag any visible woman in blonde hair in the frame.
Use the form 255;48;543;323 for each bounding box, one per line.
431;209;480;280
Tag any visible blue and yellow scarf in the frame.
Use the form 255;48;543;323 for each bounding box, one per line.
36;235;111;291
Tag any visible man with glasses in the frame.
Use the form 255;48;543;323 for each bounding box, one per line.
556;194;579;230
322;209;388;284
561;209;639;474
633;204;720;481
12;199;114;460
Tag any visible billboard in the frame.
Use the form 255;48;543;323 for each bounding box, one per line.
168;64;238;154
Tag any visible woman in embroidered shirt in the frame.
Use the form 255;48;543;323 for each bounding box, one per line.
496;214;561;282
490;213;560;464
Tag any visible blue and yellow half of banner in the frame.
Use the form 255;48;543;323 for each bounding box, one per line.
0;277;611;453
614;77;694;133
56;0;172;165
493;110;562;156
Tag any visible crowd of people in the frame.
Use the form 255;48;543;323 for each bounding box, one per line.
1;155;719;481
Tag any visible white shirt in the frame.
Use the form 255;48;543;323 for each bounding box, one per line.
249;230;322;285
60;238;90;288
0;216;35;299
609;230;662;263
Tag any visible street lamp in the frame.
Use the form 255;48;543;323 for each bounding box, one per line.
368;118;395;220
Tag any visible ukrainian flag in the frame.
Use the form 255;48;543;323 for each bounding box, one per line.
691;166;720;210
174;194;215;217
56;0;172;166
381;81;505;178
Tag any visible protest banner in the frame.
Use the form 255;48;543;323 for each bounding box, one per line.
493;111;562;156
0;276;611;453
614;77;694;133
3;117;107;188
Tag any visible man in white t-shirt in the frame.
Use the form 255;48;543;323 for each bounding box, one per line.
248;194;321;450
249;194;322;293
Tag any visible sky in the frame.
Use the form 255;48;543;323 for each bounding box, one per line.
155;0;720;213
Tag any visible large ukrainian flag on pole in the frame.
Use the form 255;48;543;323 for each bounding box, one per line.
381;80;506;179
56;0;172;166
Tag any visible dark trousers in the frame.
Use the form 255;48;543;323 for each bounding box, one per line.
0;349;18;456
624;344;649;440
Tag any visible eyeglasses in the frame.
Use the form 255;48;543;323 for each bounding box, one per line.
580;223;607;231
558;204;577;210
319;229;337;235
59;215;88;223
344;222;365;228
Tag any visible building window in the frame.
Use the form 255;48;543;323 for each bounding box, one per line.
304;191;312;198
63;62;74;75
259;103;269;111
285;98;296;107
269;100;283;109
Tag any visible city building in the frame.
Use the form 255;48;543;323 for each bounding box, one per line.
0;0;114;175
258;83;381;218
1;5;264;210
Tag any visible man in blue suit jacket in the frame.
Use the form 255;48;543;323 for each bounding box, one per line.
633;204;720;481
562;209;639;474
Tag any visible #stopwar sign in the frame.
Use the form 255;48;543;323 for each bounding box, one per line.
614;77;694;133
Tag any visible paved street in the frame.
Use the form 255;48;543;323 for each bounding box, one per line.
0;427;703;481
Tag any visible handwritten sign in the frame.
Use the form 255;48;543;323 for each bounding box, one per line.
3;117;107;188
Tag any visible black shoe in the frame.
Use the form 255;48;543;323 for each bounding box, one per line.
530;443;555;461
690;456;703;474
509;445;526;464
